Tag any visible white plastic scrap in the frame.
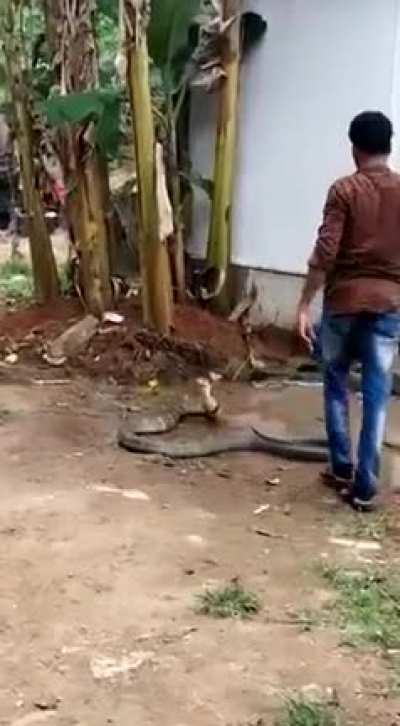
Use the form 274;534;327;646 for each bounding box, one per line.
253;504;270;516
90;651;154;680
328;537;382;552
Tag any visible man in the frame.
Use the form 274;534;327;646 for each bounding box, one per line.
297;111;400;511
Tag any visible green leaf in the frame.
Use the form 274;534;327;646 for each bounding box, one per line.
97;12;119;86
44;89;121;158
148;0;201;91
97;0;118;22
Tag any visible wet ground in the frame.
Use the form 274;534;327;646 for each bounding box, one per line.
0;368;400;725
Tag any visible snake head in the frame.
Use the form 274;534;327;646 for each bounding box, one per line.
196;376;211;389
196;377;220;418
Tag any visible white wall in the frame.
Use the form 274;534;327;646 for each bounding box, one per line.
190;0;400;274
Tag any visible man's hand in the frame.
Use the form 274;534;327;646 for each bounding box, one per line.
296;303;315;351
296;268;325;350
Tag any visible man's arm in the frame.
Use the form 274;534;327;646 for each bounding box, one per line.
297;182;348;347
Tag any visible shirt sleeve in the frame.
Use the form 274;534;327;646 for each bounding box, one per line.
308;183;348;272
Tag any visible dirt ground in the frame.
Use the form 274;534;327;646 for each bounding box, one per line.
0;363;400;726
0;295;294;386
0;234;398;724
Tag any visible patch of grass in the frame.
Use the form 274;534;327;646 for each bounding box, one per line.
0;258;75;302
276;697;339;726
333;511;395;542
0;258;31;277
321;565;400;650
0;258;33;300
196;582;261;619
58;260;74;296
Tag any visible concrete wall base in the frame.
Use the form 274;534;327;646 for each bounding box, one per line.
186;258;321;329
230;266;322;329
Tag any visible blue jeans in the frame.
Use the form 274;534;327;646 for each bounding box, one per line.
318;312;400;501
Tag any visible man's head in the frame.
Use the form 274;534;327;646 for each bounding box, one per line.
349;111;393;167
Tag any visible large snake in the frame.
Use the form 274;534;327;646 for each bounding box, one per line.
118;363;400;461
118;380;329;462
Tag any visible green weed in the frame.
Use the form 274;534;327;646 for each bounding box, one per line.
275;697;339;726
321;566;400;650
0;258;33;300
196;582;261;619
0;258;74;302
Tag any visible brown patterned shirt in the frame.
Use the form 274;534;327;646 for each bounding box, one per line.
309;165;400;314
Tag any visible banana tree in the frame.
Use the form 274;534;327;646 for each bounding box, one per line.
206;0;241;303
2;0;59;302
148;0;201;302
195;2;266;303
148;1;267;303
43;0;112;317
146;0;232;302
122;0;173;334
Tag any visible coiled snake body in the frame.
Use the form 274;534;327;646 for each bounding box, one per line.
118;381;329;462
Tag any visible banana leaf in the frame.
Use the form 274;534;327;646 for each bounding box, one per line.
148;0;201;91
97;0;119;22
44;89;121;157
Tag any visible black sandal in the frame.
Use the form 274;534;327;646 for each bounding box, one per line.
341;489;380;512
320;468;353;493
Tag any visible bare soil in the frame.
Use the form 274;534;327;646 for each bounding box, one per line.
0;298;294;386
0;364;399;725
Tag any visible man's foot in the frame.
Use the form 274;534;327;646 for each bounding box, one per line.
341;489;380;512
320;468;353;493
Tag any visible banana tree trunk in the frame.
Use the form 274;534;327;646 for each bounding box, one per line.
3;1;59;303
44;0;112;317
98;156;119;277
206;0;241;302
75;154;111;315
124;0;172;334
167;100;186;303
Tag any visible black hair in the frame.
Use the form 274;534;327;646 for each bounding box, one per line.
349;111;393;155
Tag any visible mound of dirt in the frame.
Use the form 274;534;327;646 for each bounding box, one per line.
72;302;264;383
73;326;223;384
0;299;295;384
